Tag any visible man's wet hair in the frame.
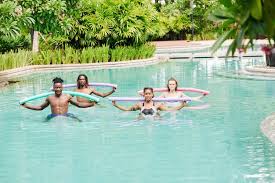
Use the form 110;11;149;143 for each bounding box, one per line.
52;77;64;84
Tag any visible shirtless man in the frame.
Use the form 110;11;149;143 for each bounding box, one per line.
75;74;116;103
21;77;95;120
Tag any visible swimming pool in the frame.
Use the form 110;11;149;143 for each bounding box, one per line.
1;57;275;182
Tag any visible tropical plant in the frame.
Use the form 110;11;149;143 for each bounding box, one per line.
0;50;32;71
192;0;220;40
63;46;78;64
0;43;155;71
0;1;34;53
65;0;160;48
81;48;95;63
110;44;155;61
208;0;275;56
18;0;73;51
152;0;219;40
159;3;192;34
0;35;30;53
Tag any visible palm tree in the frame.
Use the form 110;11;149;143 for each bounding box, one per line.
208;0;275;57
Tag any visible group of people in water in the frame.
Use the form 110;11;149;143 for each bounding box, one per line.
20;74;206;120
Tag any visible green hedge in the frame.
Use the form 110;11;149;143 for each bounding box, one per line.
0;44;155;71
110;44;156;62
0;50;32;71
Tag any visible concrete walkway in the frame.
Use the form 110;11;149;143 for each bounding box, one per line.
152;39;269;48
152;40;265;59
151;40;207;48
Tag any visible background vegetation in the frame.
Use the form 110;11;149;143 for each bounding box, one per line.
0;44;155;71
1;0;221;51
208;0;275;56
7;0;271;70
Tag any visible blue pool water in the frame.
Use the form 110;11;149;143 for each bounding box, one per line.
1;57;275;182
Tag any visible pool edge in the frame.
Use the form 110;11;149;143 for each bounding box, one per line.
0;56;169;88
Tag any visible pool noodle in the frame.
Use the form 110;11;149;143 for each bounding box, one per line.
108;97;191;102
19;91;100;104
138;88;210;95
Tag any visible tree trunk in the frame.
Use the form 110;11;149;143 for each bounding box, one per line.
31;30;39;52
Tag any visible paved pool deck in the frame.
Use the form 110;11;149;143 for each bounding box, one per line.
153;40;266;58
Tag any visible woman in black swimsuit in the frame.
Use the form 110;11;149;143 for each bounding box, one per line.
112;87;186;119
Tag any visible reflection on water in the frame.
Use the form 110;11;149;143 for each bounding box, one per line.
1;57;275;183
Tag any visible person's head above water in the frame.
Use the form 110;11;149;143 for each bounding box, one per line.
53;77;64;84
52;77;64;96
143;87;154;102
167;77;178;92
77;74;89;89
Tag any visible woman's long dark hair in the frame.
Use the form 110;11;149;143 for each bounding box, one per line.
77;74;89;89
167;77;178;92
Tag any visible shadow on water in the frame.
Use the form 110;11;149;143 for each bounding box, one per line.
43;114;82;123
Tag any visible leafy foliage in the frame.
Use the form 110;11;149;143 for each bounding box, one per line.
0;44;155;71
64;0;160;48
208;0;275;56
0;1;33;52
18;0;72;35
153;0;219;40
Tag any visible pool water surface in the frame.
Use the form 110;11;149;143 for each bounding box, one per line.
1;57;275;182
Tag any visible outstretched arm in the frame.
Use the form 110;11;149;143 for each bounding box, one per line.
69;98;96;108
21;99;50;111
91;87;116;98
181;92;205;101
158;101;187;111
112;101;140;111
191;93;207;100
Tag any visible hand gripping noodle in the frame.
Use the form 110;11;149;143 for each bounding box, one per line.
138;88;210;95
108;97;191;102
50;83;117;90
19;91;100;104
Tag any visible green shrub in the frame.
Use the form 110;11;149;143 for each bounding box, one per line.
0;44;155;71
110;44;155;61
0;50;31;71
64;47;76;64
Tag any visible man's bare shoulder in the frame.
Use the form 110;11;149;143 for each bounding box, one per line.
48;94;71;99
64;93;72;97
